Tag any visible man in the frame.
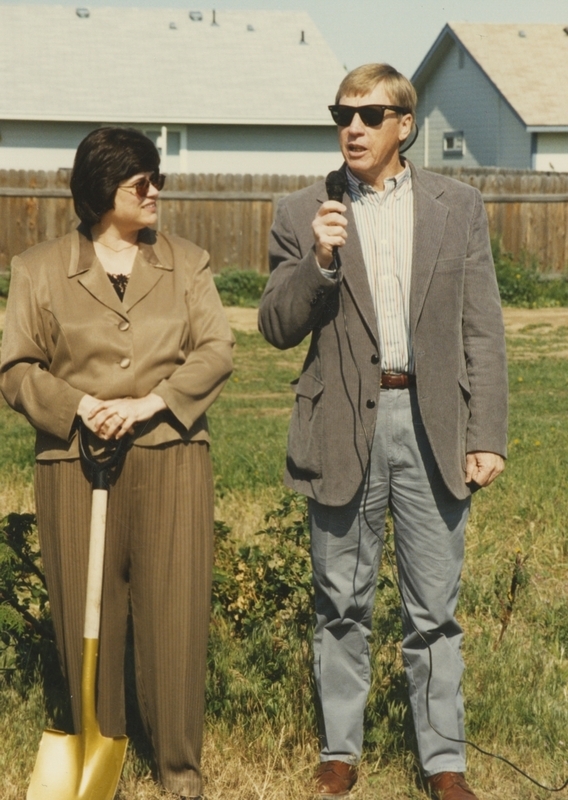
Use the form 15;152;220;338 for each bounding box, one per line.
258;64;507;800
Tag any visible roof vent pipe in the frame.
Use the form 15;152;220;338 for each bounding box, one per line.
76;7;90;18
300;30;307;44
564;25;568;35
212;9;219;26
189;11;203;21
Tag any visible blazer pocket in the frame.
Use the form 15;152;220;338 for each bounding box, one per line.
287;372;324;478
434;256;466;273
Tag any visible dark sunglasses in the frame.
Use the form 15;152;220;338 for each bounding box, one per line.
328;104;410;127
119;172;166;198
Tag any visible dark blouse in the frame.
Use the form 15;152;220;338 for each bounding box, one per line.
107;273;130;301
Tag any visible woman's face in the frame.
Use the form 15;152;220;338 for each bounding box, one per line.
104;171;161;231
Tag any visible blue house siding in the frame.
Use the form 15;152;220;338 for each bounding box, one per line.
411;37;532;169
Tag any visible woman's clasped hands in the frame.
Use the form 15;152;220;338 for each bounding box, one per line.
77;393;167;440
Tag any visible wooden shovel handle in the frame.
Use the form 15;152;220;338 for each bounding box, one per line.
78;424;129;639
83;488;109;639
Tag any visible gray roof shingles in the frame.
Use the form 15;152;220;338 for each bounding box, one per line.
0;5;346;124
416;23;568;127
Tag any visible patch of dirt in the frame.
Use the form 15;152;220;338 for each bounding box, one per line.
224;307;258;332
502;307;568;359
2;305;566;338
1;305;565;346
225;306;568;335
502;306;568;333
229;392;288;400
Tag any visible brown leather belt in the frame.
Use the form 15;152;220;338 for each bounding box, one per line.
380;372;416;389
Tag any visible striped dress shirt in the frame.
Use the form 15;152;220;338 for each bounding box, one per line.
346;163;415;374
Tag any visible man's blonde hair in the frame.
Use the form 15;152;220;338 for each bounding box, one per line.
335;63;417;120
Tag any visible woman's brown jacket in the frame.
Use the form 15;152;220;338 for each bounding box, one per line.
0;226;234;459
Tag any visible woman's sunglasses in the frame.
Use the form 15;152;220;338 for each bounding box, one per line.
118;173;166;198
328;104;410;127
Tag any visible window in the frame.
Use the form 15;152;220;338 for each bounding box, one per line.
141;127;184;170
144;129;162;155
443;131;465;156
167;131;181;157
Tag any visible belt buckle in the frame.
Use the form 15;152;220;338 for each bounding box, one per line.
381;372;411;389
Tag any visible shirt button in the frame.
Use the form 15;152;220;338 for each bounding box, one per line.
119;357;131;369
366;399;376;409
118;320;130;331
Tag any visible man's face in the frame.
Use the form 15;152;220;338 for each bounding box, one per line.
337;82;413;188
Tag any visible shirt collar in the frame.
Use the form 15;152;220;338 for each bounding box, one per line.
346;161;411;200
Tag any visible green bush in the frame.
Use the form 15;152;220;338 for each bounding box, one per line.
0;513;53;676
207;493;315;736
493;239;568;307
213;269;268;307
211;493;312;638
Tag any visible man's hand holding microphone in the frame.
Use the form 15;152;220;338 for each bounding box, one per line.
312;171;349;270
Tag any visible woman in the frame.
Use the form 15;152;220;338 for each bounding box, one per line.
0;127;234;798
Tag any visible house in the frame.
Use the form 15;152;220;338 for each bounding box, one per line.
408;23;568;171
0;5;346;174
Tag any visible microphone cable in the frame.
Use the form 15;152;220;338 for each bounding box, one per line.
330;270;568;793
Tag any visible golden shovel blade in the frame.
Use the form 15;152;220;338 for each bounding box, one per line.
26;726;127;800
27;639;128;800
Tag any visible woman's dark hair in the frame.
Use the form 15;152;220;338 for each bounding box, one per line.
70;127;160;226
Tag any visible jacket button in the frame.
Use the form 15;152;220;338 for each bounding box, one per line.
119;357;131;368
371;354;379;364
366;399;376;409
118;320;130;331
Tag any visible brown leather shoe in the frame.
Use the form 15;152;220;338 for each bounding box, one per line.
314;761;358;797
426;772;478;799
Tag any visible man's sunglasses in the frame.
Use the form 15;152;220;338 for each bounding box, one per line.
118;173;166;198
328;104;410;127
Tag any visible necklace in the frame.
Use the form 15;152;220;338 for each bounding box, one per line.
94;239;138;254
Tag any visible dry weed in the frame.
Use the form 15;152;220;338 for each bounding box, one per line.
215;487;283;543
0;469;34;518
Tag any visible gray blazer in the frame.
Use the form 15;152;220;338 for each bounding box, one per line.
258;162;508;505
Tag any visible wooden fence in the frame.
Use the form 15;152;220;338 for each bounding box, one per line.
1;168;567;273
433;167;568;274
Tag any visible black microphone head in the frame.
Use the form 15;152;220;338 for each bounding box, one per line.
325;170;347;203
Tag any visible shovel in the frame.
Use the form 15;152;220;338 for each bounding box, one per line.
28;426;129;800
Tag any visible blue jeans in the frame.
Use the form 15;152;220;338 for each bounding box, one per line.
309;387;470;775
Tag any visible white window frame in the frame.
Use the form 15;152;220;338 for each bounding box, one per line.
140;125;187;171
443;131;465;156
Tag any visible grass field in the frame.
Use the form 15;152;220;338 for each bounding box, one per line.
1;306;568;799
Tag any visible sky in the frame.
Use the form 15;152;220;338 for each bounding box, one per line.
2;0;568;77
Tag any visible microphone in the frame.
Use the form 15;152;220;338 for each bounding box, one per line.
325;170;347;203
325;170;347;270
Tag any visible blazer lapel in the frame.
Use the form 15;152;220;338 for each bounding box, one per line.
70;230;127;317
316;176;379;345
123;239;171;313
409;166;448;333
69;227;171;316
